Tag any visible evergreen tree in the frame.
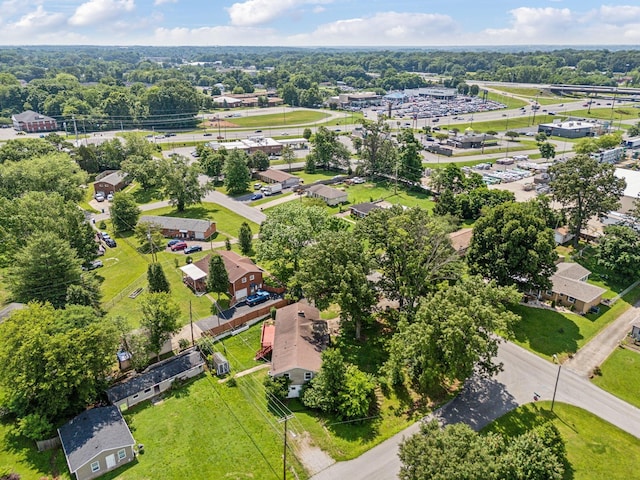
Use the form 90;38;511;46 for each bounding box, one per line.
238;222;253;256
147;263;170;293
207;254;229;300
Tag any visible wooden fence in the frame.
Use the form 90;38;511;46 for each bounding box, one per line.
204;298;289;338
36;436;61;452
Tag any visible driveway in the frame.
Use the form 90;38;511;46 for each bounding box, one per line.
311;340;640;480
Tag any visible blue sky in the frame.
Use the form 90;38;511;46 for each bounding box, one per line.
0;1;639;45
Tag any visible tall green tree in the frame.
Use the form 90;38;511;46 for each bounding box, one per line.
467;201;558;291
147;263;171;293
139;292;181;360
207;254;229;300
360;118;395;176
388;276;521;394
398;129;423;183
550;155;625;246
596;225;640;279
257;202;335;283
281;145;295;173
134;220;165;255
295;231;376;339
356;206;462;319
309;126;350;171
110;192;141;233
539;142;556;160
223;149;251;195
0;303;118;423
9;232;82;308
238;222;253;256
161;154;209;211
251;150;270;171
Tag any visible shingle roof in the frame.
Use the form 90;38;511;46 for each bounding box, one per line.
106;350;204;403
551;263;606;303
307;184;347;199
12;110;55;123
259;169;297;183
449;228;473;253
194;250;262;284
349;202;381;216
58;406;134;474
97;171;128;186
270;302;329;376
139;215;214;234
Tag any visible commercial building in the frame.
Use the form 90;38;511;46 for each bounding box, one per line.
12;110;58;133
537;120;595;139
614;168;640;213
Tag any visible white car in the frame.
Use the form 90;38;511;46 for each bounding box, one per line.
107;193;114;201
95;194;105;202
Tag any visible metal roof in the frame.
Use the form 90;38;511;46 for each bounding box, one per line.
180;264;207;281
139;215;214;233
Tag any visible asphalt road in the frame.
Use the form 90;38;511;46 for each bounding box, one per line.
311;340;640;480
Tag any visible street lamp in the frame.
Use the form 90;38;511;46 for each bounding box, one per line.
551;354;562;412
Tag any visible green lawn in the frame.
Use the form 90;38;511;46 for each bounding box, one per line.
0;419;70;480
562;107;640;122
123;182;166;205
293;170;337;184
511;285;640;361
213;320;264;372
252;191;295;206
448;115;536;134
486;92;528;109
142;202;258;239
483;402;640;480
341;180;435;211
102;373;306;480
79;185;100;213
592;347;640;408
225;111;330;128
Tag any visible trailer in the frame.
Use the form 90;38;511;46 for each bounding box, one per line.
262;183;283;196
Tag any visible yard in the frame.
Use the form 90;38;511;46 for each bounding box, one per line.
511;285;640;361
483;402;640;480
591;346;640;409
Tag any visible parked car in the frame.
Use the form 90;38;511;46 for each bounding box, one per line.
254;183;262;190
106;193;114;201
88;260;103;270
167;239;183;247
184;245;203;254
170;241;188;251
251;193;263;201
246;290;270;307
100;232;110;241
104;238;117;248
351;177;365;184
95;194;105;202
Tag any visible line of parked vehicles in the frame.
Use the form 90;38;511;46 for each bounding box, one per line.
167;238;203;254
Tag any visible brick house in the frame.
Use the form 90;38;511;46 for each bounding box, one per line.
93;171;130;197
255;169;300;189
138;215;216;240
58;406;135;480
306;184;348;206
12;110;58;133
269;302;329;398
185;250;263;303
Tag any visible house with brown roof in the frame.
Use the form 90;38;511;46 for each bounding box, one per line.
94;171;130;197
255;169;300;189
185;250;263;304
540;262;606;314
306;184;348;206
270;302;329;398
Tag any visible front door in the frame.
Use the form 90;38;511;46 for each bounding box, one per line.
106;454;116;469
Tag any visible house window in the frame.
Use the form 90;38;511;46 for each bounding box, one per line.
304;372;313;381
250;275;255;281
144;388;151;393
91;461;100;473
546;290;553;296
118;449;126;460
242;277;247;283
283;373;290;379
568;296;576;303
132;394;139;399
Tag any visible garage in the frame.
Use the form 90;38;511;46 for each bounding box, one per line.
235;288;248;300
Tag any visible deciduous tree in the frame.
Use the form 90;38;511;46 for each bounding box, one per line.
110;192;141;233
223;149;251;194
596;225;640;279
139;292;181;360
161;154;209;211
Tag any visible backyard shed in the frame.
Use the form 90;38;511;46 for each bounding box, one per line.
212;352;230;376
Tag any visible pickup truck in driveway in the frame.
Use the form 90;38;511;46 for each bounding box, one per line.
246;290;270;307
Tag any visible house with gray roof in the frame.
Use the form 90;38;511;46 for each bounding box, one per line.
58;406;135;480
541;262;606;314
306;184;348;206
270;302;329;398
12;110;57;133
138;215;216;240
94;170;130;197
106;350;205;410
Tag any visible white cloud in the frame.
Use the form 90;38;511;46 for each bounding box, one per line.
291;11;459;45
587;5;640;25
479;7;573;43
226;0;332;27
154;0;177;4
11;6;65;30
69;0;135;27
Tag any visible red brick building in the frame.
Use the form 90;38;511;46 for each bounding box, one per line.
12;110;58;133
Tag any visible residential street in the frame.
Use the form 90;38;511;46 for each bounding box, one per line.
311;340;640;480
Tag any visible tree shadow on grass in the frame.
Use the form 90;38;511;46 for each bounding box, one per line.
131;186;164;205
511;305;583;357
333;320;391;375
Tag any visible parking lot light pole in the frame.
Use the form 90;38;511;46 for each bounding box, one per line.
551;354;562;412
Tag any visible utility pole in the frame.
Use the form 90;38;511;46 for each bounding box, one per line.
190;301;194;346
551;354;562;412
73;115;78;145
279;415;294;479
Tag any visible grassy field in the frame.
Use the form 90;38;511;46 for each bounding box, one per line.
483;402;640;480
79;185;100;213
511;285;640;361
225;111;330;128
448;115;536;133
0;419;70;480
486;92;528;109
562;107;640;122
592;347;640;408
123;182;166;205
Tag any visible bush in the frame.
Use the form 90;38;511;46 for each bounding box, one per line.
16;413;53;441
227;377;237;387
264;375;290;404
98;221;107;230
178;338;190;351
270;307;277;320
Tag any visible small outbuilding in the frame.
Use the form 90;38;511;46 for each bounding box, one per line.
212;352;230;376
58;406;135;480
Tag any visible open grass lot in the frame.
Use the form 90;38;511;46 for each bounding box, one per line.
511;285;640;361
483;402;640;480
592;347;640;408
225;110;330;128
486;92;528;109
293;170;338;184
0;419;70;480
143;202;258;239
449;115;535;134
123;182;166;205
105;373;306;480
562;107;640;122
213;320;264;372
340;181;435;211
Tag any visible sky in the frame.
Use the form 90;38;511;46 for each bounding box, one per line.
0;0;639;46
